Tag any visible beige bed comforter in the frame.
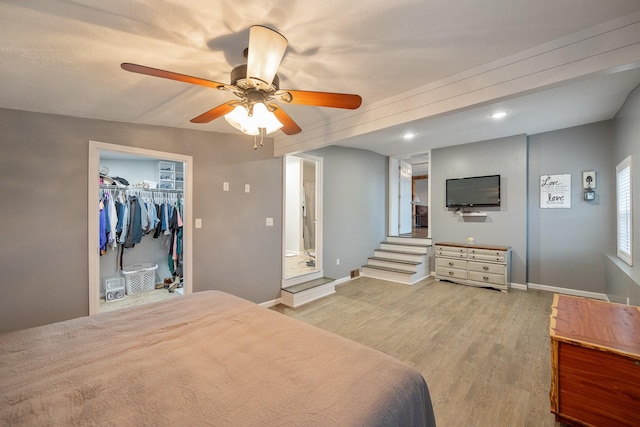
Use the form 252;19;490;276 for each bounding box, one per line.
0;291;435;426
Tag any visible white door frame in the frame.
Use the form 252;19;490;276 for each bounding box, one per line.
88;140;193;315
389;153;432;238
399;160;413;234
281;153;323;288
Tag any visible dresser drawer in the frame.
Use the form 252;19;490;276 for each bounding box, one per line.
468;248;507;263
467;270;506;286
469;253;505;263
436;257;467;270
468;261;505;275
436;266;467;281
436;245;468;258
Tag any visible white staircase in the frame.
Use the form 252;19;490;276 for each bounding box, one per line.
361;236;432;285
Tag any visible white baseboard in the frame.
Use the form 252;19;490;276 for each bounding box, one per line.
510;282;527;291
527;282;609;301
334;276;352;286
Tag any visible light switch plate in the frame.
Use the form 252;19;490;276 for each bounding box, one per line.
266;217;273;226
195;218;202;228
223;182;229;192
245;184;250;193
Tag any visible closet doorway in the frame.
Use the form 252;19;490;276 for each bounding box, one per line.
88;141;193;315
282;154;323;288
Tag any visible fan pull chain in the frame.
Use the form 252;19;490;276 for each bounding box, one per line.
253;129;265;150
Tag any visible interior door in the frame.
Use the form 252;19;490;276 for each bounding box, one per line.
399;160;413;234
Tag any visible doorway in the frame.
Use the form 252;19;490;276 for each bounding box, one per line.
282;153;323;288
389;152;431;238
88;140;193;315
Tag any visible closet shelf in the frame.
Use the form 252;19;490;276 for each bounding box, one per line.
100;185;183;193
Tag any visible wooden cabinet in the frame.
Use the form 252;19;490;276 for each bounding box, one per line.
434;242;511;292
549;294;640;426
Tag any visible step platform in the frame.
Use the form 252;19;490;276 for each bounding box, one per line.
281;277;336;308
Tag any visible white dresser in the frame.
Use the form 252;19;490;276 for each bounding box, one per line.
435;242;511;292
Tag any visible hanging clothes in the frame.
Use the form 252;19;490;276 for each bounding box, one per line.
99;200;107;255
103;192;117;250
98;186;184;273
124;196;143;248
167;199;184;275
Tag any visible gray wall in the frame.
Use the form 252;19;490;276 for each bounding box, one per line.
0;108;282;333
431;135;528;285
310;146;388;279
608;83;640;303
528;122;615;293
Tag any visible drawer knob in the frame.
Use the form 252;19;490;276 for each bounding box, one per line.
483;266;489;270
483;276;489;281
449;271;454;275
448;262;454;266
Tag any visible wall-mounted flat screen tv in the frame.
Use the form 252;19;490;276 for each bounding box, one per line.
446;174;501;207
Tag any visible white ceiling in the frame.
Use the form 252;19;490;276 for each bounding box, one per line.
2;0;640;176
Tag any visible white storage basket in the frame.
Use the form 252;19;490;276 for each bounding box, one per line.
122;263;158;295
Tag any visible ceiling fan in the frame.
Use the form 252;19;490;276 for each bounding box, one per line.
121;25;362;143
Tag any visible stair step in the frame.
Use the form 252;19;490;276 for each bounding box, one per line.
367;257;424;273
363;265;419;274
380;242;429;254
361;265;428;285
387;236;432;245
283;277;334;294
281;277;336;308
373;250;426;263
365;260;423;273
368;256;420;266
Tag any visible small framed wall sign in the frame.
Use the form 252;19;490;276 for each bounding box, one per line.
582;170;596;189
540;174;571;208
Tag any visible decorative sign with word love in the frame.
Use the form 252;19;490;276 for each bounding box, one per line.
540;174;571;208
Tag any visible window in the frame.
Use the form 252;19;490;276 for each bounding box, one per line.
616;156;632;265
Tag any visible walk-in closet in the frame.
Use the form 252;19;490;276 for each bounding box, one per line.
91;143;192;314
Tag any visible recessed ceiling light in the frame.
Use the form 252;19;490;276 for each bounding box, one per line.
490;111;508;120
403;132;416;140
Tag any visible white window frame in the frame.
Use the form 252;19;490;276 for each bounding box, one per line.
616;155;632;266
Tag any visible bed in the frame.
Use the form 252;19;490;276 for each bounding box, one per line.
0;291;435;426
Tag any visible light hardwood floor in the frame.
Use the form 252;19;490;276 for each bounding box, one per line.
271;276;558;427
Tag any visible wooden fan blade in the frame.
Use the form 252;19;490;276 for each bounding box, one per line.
271;105;302;135
121;63;230;90
278;90;362;109
190;101;236;123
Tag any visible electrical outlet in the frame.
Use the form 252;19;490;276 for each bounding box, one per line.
245;184;250;193
266;217;273;227
195;218;202;228
336;258;340;265
223;181;229;192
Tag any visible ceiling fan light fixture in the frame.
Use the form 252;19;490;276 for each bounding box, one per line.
252;102;283;134
224;102;283;135
246;25;288;86
225;105;259;135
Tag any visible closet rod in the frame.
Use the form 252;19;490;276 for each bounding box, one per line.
99;185;183;194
